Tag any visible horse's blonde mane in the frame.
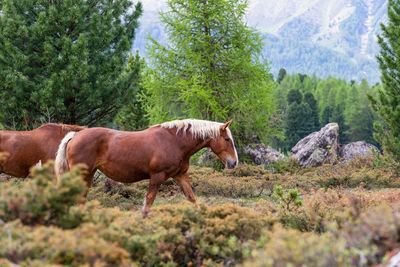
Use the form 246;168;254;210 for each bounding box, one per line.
160;119;230;140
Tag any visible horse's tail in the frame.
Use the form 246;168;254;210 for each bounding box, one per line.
55;131;76;181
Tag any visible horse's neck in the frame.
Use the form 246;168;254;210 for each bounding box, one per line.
172;130;211;159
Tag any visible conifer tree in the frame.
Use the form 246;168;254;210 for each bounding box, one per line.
304;92;320;132
371;0;400;160
287;89;303;105
285;102;312;148
114;53;149;130
0;0;142;128
331;104;348;144
143;0;276;145
277;68;287;84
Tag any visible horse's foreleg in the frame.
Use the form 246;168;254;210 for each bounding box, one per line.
174;173;198;208
142;172;165;218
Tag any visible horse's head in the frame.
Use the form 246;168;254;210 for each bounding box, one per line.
209;120;238;169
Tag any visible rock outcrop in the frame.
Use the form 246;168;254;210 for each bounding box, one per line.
243;144;285;165
291;123;339;167
339;141;379;161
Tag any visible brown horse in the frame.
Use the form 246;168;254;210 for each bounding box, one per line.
55;119;238;216
0;123;86;177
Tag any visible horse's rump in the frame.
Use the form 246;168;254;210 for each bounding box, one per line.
0;123;86;178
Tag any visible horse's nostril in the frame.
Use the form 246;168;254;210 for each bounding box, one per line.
227;160;237;169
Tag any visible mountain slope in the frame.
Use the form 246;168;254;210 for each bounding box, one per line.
133;0;388;82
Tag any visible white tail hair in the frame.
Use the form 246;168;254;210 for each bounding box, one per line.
55;131;76;181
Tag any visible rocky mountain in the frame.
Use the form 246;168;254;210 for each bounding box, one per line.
133;0;388;83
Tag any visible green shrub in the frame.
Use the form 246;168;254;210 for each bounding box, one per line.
0;221;131;266
0;162;86;228
89;203;270;266
267;158;301;174
0;203;270;266
244;204;400;266
223;163;267;177
272;185;303;212
244;226;353;267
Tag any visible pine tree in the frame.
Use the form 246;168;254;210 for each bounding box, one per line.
321;106;333;126
277;68;287;84
0;0;142;128
303;92;320;132
331;104;348;144
287;89;303;105
114;53;149;131
371;0;400;160
285;102;312;148
143;0;277;145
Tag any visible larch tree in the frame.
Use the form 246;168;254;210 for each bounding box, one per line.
143;0;277;145
0;0;142;128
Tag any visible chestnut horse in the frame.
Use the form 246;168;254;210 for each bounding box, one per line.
0;123;86;177
55;119;238;216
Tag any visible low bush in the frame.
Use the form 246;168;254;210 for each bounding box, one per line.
245;204;400;267
337;204;400;265
0;163;87;228
192;175;269;198
1;159;400;266
0;202;270;266
244;226;353;267
0;221;131;266
267;157;302;174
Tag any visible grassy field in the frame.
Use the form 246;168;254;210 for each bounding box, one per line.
0;157;400;266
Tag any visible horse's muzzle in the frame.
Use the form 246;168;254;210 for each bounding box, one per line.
226;159;237;169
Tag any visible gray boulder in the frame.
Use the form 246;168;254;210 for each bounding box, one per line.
339;141;380;161
291;123;339;167
244;144;285;165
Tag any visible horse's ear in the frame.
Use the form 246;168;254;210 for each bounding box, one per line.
221;119;233;130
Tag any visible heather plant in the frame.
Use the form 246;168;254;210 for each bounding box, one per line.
245;204;400;267
1;159;399;266
244;226;353;267
0;203;270;266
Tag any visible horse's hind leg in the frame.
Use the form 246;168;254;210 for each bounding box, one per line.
142;172;166;217
174;173;198;208
82;169;97;198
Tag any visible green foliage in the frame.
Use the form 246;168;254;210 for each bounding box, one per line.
371;0;400;162
1;160;400;266
143;0;278;145
0;163;87;228
277;68;287;84
244;226;352;267
287;89;303;104
0;0;142;128
272;185;303;212
114;53;149;131
303;92;320;132
285;101;313;148
276;74;378;149
0;203;269;266
331;104;349;143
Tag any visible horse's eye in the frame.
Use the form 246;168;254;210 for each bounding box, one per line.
225;138;230;142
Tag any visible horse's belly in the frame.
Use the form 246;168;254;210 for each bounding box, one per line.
99;166;149;183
